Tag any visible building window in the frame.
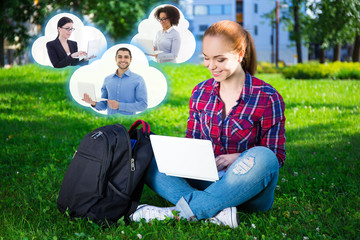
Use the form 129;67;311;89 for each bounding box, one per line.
195;4;232;16
209;5;222;15
194;5;208;15
254;3;258;13
254;25;258;36
223;4;232;15
199;25;208;32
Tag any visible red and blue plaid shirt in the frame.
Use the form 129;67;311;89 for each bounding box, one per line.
186;72;286;168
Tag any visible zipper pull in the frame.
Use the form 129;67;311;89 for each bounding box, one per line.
72;150;77;159
91;131;103;139
131;158;135;171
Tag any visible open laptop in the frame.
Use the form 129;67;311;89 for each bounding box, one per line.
150;135;220;182
77;39;101;60
87;39;101;57
77;82;107;102
136;38;163;55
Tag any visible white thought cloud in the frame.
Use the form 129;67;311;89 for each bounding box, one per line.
31;13;107;67
130;4;196;63
69;44;167;115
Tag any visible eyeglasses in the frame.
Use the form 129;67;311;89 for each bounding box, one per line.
61;27;75;32
158;18;168;22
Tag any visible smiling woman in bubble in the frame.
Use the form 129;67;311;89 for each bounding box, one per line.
46;17;94;68
152;5;181;63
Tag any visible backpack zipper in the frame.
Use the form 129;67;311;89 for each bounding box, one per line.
131;158;135;171
75;150;102;162
114;124;135;194
91;131;103;139
98;131;109;196
101;124;135;195
125;129;134;194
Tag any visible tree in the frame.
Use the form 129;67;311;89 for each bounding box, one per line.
292;0;303;63
353;35;360;62
349;0;360;62
0;0;46;67
306;0;360;63
264;0;308;64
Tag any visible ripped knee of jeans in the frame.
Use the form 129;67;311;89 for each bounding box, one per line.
232;156;255;175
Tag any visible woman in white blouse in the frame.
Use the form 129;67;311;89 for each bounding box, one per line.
153;6;181;63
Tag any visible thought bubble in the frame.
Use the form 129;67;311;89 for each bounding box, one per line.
69;44;167;115
31;13;107;67
130;4;196;63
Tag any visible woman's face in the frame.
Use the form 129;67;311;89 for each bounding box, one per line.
58;22;74;39
203;35;243;83
159;12;171;30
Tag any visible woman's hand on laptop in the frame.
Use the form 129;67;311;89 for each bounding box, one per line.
84;55;96;61
215;153;240;171
71;51;87;58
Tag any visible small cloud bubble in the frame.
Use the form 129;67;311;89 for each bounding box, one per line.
31;13;107;67
69;44;167;115
130;4;196;63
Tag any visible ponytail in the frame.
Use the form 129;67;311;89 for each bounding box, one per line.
241;29;257;76
204;20;257;75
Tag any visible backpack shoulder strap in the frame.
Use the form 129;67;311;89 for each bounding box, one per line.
129;120;150;134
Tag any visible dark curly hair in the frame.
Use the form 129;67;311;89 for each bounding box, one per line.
154;5;180;26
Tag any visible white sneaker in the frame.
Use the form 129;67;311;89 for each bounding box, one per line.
208;207;239;228
129;204;175;222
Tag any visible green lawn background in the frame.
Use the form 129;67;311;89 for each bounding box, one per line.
0;64;359;239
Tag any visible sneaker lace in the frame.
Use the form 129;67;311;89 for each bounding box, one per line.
145;206;173;220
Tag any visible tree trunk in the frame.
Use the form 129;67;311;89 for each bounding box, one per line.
333;42;341;62
7;49;13;66
319;48;325;64
293;2;302;63
0;36;4;67
346;44;353;61
352;35;360;62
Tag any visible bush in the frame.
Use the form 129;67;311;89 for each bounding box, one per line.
336;62;360;79
282;61;360;79
257;61;284;74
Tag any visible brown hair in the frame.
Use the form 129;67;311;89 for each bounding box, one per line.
115;47;132;58
57;16;73;37
204;20;257;75
154;5;180;26
57;16;73;28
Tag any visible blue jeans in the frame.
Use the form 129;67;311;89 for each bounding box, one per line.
144;146;280;220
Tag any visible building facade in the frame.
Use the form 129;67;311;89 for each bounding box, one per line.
180;0;308;65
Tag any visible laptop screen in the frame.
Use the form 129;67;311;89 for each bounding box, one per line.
150;135;219;182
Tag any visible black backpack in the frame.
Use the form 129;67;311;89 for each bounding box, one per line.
57;120;154;226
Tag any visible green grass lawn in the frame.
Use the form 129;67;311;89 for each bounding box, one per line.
0;64;359;239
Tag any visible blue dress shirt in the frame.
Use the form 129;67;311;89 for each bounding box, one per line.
94;69;148;115
154;27;181;63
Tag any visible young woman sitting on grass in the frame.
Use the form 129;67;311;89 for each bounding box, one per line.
130;20;286;228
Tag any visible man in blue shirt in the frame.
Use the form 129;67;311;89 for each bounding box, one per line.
83;47;148;115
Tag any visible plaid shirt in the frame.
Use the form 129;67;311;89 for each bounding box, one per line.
186;72;286;167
